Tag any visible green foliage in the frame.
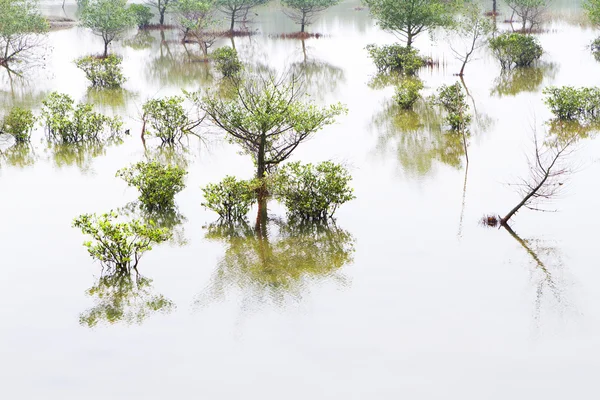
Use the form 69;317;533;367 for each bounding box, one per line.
280;0;341;32
212;46;243;78
394;78;423;110
142;96;199;144
273;161;355;221
201;175;258;220
79;271;175;327
431;82;471;131
505;0;547;31
585;0;600;26
40;92;123;143
365;43;426;75
199;74;347;179
80;0;136;56
0;0;48;65
128;4;154;28
543;86;600;121
364;0;458;47
1;107;35;142
73;211;172;272
591;37;600;61
488;32;543;70
117;161;187;212
215;0;269;31
74;54;126;88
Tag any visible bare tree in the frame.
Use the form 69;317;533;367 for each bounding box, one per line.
501;130;577;226
450;2;494;77
505;0;548;32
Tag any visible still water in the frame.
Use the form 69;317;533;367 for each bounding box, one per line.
1;0;600;398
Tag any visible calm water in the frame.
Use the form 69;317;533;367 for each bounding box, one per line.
1;0;600;398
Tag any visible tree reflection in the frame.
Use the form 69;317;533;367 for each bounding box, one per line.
197;218;355;307
371;100;465;177
80;270;175;328
45;139;122;174
0;142;37;168
490;64;558;97
123;30;155;50
84;87;138;113
117;201;188;246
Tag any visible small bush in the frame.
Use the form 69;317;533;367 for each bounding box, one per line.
431;83;471;132
41;92;123;143
489;33;543;69
117;161;187;212
2;107;35;143
212;46;243;78
591;37;600;61
394;78;424;110
201;176;258;221
366;43;427;75
73;211;172;272
128;4;154;28
273;161;355;221
75;55;126;88
142;96;191;144
543;86;600;121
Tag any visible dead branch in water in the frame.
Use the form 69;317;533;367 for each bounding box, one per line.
501;130;578;226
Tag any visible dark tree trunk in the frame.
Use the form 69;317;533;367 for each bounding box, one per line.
230;10;236;32
103;41;109;57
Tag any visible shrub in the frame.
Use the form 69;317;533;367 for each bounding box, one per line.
394;78;423;110
543;86;600;121
73;211;172;272
128;4;154;28
488;33;543;69
142;96;192;144
75;55;126;88
201;176;258;221
431;82;471;131
365;43;427;75
591;37;600;61
40;92;123;143
273;161;355;221
212;46;243;78
2;107;35;143
117;161;187;212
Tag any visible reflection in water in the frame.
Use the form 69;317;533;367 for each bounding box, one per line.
372;100;465;177
0;142;38;168
502;225;571;333
143;142;197;168
490;64;558;97
117;201;188;246
0;67;49;113
80;270;175;328
547;119;600;143
197;218;355;308
84;88;138;113
45;139;122;173
123;30;156;50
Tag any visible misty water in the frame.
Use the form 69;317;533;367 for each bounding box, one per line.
1;0;600;398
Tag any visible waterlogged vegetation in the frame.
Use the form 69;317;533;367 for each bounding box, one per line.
2;0;600;397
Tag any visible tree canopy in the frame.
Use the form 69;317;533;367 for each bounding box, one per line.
216;0;269;32
0;0;48;66
363;0;458;47
80;0;136;57
281;0;341;33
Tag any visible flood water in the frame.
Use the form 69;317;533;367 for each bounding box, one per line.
1;0;600;398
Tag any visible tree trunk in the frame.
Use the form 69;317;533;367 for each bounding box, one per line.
492;0;497;14
103;41;109;57
501;171;549;225
301;11;306;33
230;10;236;32
406;32;413;48
160;10;165;25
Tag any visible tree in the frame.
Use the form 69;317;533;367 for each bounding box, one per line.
145;0;173;25
500;131;577;226
80;0;136;57
505;0;547;32
199;73;346;181
281;0;340;33
0;0;48;67
176;0;216;57
584;0;600;27
364;0;457;47
216;0;268;33
450;1;494;76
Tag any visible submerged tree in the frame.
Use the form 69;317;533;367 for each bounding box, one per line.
505;0;548;32
176;0;216;57
0;0;48;67
80;0;136;57
500;131;577;226
281;0;340;33
145;0;174;25
450;1;494;76
364;0;457;47
216;0;268;32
